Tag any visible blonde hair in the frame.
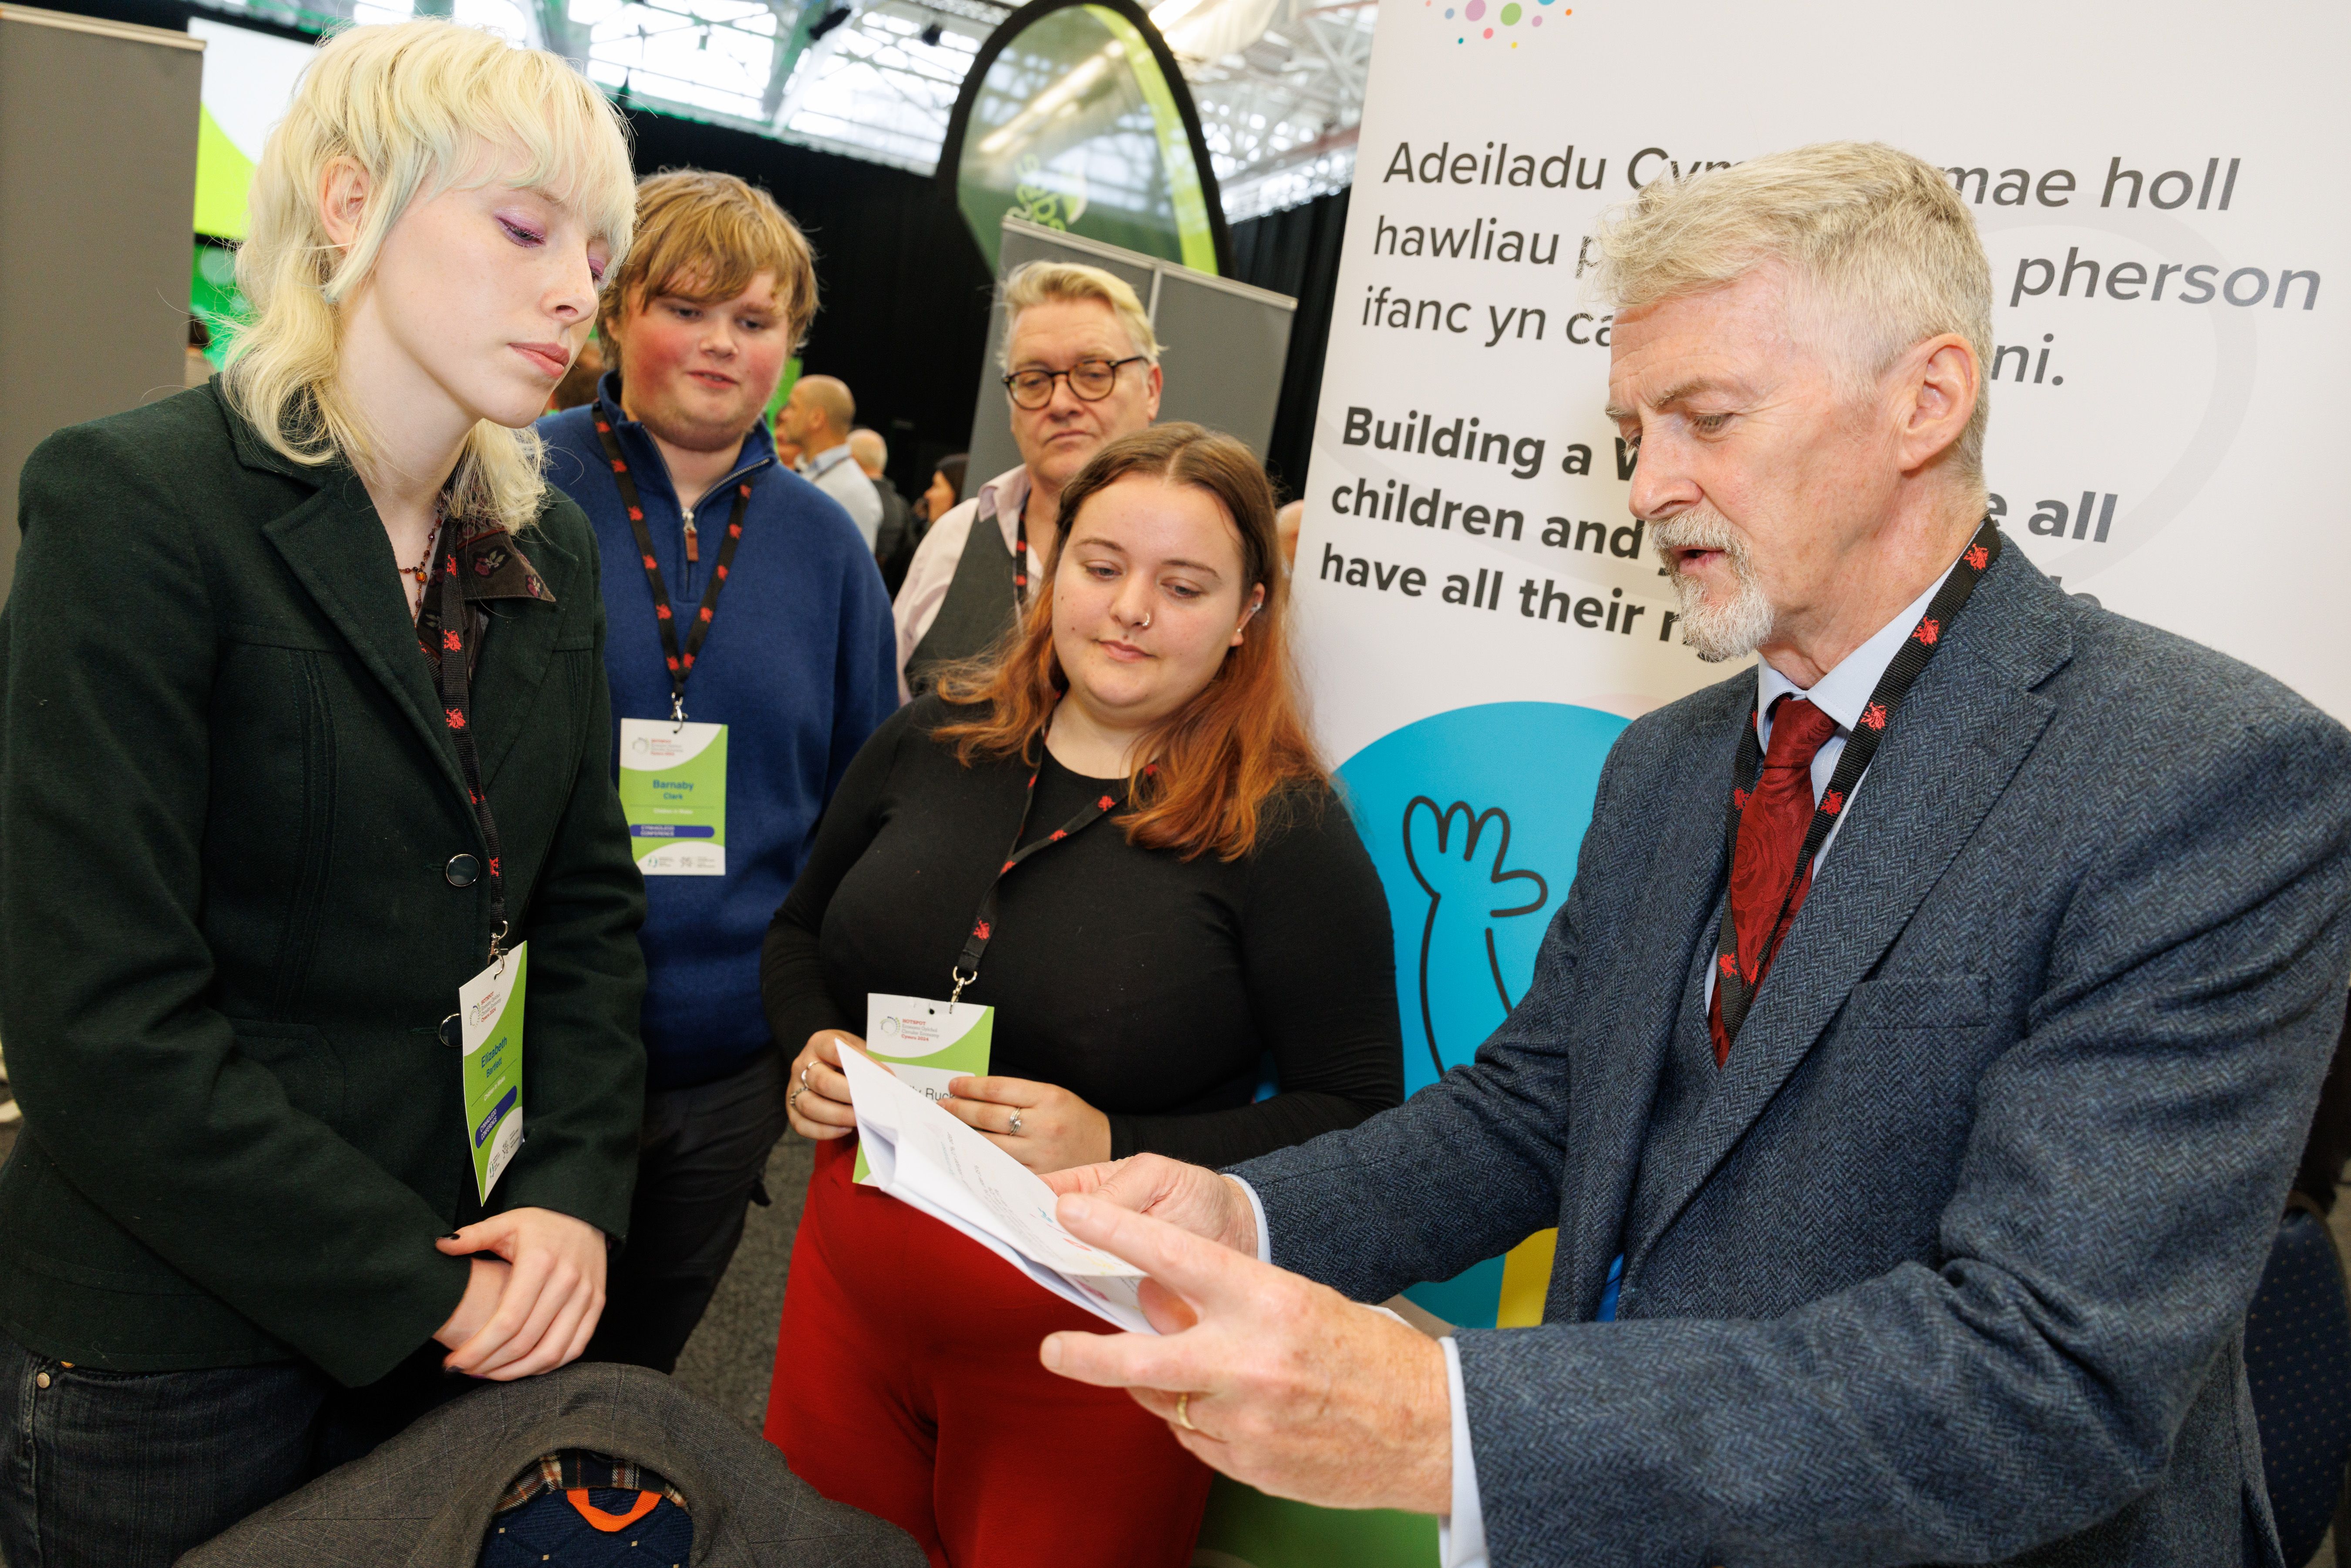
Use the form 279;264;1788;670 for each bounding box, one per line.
1594;141;1993;477
224;21;636;532
598;168;817;358
997;261;1161;369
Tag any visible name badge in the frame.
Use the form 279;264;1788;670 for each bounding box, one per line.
619;719;728;876
853;991;993;1185
459;941;527;1204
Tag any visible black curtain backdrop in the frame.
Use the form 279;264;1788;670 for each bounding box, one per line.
46;0;1352;502
1228;185;1348;501
619;108;998;503
625;110;1351;505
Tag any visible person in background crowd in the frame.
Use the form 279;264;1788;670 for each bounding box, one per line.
185;315;213;387
761;424;1404;1568
854;427;916;594
771;414;802;472
0;24;648;1566
546;334;603;411
1274;498;1304;570
1030;144;2351;1568
779;374;882;552
893;262;1161;699
918;452;967;532
538;168;897;1376
852;426;912;556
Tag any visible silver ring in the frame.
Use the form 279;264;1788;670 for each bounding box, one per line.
799;1064;811;1089
788;1087;804;1116
1008;1112;1024;1136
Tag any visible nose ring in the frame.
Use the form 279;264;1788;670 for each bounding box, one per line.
1137;612;1152;629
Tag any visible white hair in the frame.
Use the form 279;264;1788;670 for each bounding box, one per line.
1594;141;1992;478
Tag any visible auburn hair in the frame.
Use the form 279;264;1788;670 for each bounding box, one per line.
933;424;1324;861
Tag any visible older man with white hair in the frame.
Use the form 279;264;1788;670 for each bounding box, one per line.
1030;143;2351;1567
892;259;1162;697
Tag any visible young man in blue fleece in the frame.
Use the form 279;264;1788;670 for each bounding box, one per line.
539;169;897;1372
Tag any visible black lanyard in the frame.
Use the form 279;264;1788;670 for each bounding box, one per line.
1712;517;2003;1048
435;543;509;966
950;759;1140;1003
1012;491;1031;612
594;415;752;723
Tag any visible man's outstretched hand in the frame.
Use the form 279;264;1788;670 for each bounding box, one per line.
1039;1188;1452;1515
1041;1154;1261;1258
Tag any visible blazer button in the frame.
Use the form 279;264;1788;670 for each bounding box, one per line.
445;854;480;887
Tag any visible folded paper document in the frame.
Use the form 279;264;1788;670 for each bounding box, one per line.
839;1046;1155;1334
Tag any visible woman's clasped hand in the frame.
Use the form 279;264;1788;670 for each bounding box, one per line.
431;1208;610;1380
785;1030;1112;1173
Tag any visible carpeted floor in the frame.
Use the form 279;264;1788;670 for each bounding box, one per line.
671;1131;816;1428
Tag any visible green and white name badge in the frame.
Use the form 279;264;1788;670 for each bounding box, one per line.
853;991;992;1185
619;718;728;876
459;941;527;1204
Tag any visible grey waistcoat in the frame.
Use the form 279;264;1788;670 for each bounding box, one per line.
906;504;1021;696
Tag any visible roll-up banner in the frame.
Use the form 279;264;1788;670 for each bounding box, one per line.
1197;3;2349;1561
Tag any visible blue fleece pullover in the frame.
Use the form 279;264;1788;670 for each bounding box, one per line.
539;377;897;1090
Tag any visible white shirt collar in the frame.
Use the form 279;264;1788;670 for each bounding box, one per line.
1756;558;1959;737
801;441;855;478
979;465;1037;554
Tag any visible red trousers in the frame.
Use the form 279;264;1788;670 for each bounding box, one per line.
763;1137;1211;1568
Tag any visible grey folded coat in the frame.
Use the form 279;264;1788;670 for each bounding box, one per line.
179;1363;925;1568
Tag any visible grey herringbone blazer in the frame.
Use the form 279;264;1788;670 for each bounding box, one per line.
178;1363;924;1567
1238;546;2351;1567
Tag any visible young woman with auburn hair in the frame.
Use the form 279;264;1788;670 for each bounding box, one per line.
759;423;1405;1566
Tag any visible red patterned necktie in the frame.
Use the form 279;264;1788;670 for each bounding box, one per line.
1708;696;1842;1067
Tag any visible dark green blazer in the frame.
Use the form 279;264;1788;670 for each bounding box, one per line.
0;384;647;1387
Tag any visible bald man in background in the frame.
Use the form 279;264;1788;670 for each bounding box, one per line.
851;427;917;593
780;375;883;552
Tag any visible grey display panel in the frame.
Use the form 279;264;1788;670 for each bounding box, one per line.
0;4;204;600
962;215;1296;497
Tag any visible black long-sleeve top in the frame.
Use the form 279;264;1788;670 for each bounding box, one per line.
761;696;1405;1167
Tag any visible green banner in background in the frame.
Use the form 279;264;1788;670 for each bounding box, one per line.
950;1;1219;275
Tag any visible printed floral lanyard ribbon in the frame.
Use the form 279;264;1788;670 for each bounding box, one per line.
949;760;1155;1005
1711;517;2004;1049
595;417;752;726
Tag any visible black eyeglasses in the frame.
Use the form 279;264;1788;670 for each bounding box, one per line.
1000;356;1147;410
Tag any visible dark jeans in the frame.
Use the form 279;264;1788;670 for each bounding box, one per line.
587;1045;791;1374
0;1332;466;1568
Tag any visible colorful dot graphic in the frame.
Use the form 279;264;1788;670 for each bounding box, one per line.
1439;0;1564;43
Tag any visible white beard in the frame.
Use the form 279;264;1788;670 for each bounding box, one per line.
1652;511;1776;663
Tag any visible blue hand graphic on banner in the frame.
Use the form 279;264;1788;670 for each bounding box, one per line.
1401;798;1548;1081
1336;701;1627;1330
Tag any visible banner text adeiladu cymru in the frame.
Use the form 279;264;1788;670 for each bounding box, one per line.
1364;145;2317;351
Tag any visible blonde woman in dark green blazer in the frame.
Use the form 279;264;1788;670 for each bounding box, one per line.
0;22;649;1566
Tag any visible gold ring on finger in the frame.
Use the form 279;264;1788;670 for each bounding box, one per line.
1175;1391;1196;1431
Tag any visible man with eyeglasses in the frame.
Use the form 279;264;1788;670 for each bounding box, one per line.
893;260;1163;698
